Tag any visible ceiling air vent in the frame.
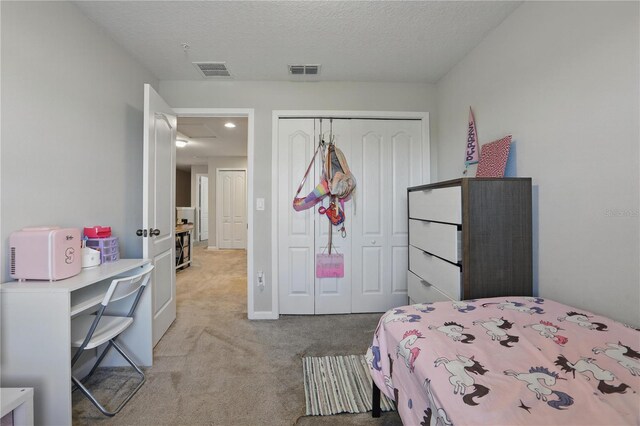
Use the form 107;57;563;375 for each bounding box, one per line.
193;62;231;78
288;64;320;75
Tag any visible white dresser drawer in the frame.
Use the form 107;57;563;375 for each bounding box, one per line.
408;271;453;303
409;219;461;263
409;245;461;300
409;186;461;224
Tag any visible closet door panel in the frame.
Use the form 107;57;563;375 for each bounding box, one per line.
351;122;390;312
278;119;315;314
351;120;422;312
361;246;383;293
315;119;352;314
390;122;422;295
288;248;313;294
289;132;313;237
392;246;409;293
391;131;412;236
361;131;384;236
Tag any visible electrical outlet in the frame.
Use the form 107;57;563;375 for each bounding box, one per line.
257;270;265;288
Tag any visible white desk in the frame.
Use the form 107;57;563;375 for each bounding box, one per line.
1;259;152;426
1;388;34;426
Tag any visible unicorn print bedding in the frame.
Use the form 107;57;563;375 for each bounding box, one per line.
366;297;639;425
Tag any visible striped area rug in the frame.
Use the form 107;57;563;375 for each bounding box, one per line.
302;355;395;416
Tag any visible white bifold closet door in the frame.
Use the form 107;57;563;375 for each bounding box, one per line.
350;120;422;312
277;118;423;315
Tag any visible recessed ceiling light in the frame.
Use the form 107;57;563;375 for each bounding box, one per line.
176;139;188;148
224;122;236;128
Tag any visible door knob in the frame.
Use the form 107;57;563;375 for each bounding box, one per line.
136;229;148;237
149;228;161;236
371;240;376;244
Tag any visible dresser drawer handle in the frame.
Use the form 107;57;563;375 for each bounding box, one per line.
420;279;431;287
422;250;432;256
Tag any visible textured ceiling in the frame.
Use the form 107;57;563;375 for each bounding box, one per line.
74;1;522;83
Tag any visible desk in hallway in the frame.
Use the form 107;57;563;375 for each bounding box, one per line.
175;223;193;270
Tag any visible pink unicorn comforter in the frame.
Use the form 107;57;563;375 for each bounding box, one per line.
366;297;639;425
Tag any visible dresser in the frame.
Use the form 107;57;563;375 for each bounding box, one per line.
408;178;532;303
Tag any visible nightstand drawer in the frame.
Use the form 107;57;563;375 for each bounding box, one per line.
409;186;461;224
409;219;461;263
409;246;461;300
408;271;453;303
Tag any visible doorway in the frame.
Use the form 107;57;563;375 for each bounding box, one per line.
173;108;256;317
216;169;247;249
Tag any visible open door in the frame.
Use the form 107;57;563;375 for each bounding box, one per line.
198;175;209;241
142;84;177;346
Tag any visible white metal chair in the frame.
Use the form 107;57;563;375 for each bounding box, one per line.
70;263;154;417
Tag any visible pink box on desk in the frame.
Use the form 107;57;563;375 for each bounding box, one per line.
9;227;82;281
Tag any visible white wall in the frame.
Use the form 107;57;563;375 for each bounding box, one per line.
436;2;639;325
160;81;437;313
175;168;191;207
1;1;159;281
207;156;247;249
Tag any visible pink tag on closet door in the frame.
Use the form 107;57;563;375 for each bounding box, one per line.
316;253;344;278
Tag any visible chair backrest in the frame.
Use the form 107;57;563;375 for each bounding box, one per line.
101;263;154;307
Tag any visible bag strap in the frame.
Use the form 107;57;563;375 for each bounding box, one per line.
293;141;323;199
325;142;334;185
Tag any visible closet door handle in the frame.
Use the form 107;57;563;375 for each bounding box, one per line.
149;228;161;236
136;229;148;237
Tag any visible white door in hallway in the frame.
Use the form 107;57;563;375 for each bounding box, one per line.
142;84;177;346
350;120;423;312
198;175;209;241
217;170;247;249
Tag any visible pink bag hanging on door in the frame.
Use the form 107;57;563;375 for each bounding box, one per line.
316;253;344;278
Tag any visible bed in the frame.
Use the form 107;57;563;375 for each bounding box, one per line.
366;296;639;425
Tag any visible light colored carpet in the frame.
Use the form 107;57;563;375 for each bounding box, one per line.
72;246;402;425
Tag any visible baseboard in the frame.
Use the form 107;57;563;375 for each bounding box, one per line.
207;246;218;250
249;311;278;320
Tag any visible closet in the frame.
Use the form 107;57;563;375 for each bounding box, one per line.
277;117;427;314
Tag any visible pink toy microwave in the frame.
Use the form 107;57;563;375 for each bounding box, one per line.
9;227;82;281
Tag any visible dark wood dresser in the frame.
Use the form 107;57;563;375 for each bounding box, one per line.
407;178;532;302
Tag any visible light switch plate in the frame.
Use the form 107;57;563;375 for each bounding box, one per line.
256;198;265;210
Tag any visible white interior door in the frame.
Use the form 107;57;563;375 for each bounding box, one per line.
278;119;315;314
350;120;423;312
198;175;209;241
216;170;247;249
142;83;177;346
314;119;352;315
